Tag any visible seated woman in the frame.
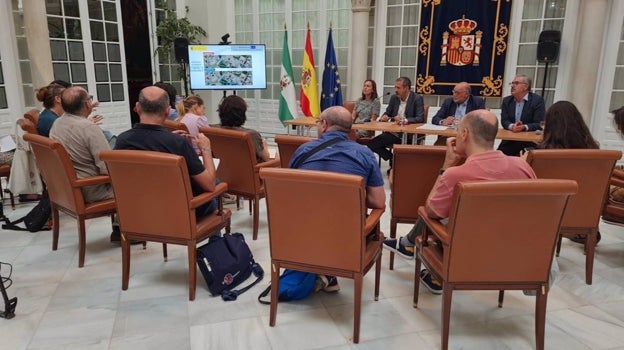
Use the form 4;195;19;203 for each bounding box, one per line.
218;95;269;162
352;79;380;138
177;95;210;155
525;100;600;244
36;83;66;137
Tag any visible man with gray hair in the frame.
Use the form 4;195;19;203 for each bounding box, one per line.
115;86;219;217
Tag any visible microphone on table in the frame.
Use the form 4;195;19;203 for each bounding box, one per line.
375;92;392;101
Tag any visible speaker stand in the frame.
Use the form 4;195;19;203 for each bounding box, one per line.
180;61;189;97
540;61;550;98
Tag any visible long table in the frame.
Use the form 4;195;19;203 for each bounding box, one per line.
284;117;543;143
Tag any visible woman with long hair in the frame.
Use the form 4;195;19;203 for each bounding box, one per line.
177;95;210;154
537;100;599;150
352;79;380;137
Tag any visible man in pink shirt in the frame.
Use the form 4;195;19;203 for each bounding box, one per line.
383;109;537;294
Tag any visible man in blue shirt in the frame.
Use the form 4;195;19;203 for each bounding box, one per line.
290;106;386;291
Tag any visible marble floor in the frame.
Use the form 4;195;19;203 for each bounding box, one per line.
2;169;624;350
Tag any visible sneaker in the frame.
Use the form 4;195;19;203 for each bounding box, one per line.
316;275;340;293
382;238;414;260
419;269;442;295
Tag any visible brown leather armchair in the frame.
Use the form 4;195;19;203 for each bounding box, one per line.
526;149;622;284
163;119;189;133
100;150;232;301
414;179;577;350
388;145;445;269
274;134;314;168
200;126;280;240
23;109;40;127
23;134;116;268
260;167;384;343
602;168;624;225
17;118;38;135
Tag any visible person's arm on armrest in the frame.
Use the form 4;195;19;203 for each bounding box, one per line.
192;133;216;192
366;185;386;209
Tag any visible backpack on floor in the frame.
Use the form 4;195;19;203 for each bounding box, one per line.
257;269;316;304
2;196;52;232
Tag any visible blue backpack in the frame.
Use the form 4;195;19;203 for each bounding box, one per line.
258;269;316;304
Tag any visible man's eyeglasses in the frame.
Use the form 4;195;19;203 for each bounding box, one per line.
509;81;527;86
85;95;94;103
316;118;325;125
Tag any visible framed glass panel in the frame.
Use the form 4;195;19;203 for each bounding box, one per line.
46;0;63;16
95;63;108;81
68;41;84;60
0;65;3;84
90;21;105;41
107;43;120;62
96;84;110;102
53;63;70;82
92;42;107;61
65;18;82;39
109;64;122;81
111;84;124;101
48;17;65;38
88;0;102;20
70;63;87;82
63;0;80;17
0;88;7;109
103;1;117;21
50;40;68;60
105;22;118;41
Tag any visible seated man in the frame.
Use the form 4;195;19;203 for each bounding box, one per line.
115;86;218;218
383;110;537;294
290;105;386;291
431;82;486;145
497;74;545;156
367;76;425;173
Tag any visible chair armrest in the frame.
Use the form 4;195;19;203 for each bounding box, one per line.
254;158;280;171
73;175;110;188
364;208;385;235
612;169;624;188
189;182;228;209
417;206;450;245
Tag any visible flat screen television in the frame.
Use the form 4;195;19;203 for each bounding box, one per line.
187;44;267;90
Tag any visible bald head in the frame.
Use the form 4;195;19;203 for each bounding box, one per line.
320;106;352;133
138;86;169;117
61;86;90;116
461;109;499;147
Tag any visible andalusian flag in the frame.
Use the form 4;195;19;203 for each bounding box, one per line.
300;27;320;117
278;28;297;124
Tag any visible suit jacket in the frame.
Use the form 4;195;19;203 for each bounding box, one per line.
382;91;425;123
500;92;545;131
431;95;486;125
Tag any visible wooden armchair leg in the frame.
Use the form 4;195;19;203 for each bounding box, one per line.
353;274;363;344
77;218;86;268
389;219;397;270
188;244;197;301
498;290;504;307
162;243;168;261
413;256;422;308
121;234;131;291
441;284;453;350
52;209;60;251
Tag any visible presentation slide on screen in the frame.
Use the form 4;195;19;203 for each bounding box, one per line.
188;44;267;90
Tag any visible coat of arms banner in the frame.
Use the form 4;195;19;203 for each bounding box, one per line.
416;0;512;97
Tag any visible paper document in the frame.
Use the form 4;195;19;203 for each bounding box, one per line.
0;135;16;152
416;124;450;131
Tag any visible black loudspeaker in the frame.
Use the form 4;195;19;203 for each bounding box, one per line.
537;30;561;63
174;37;189;63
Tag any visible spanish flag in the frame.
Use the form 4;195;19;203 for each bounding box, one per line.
300;27;320;118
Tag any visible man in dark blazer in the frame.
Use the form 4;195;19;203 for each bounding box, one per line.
431;82;486;145
497;74;545;156
367;76;425;172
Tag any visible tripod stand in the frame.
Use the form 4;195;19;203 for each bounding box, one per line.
0;262;17;319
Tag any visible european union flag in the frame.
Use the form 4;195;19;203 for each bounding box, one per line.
321;28;343;111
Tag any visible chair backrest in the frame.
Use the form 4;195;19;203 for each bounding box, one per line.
444;179;577;282
275;134;314;168
261;168;367;272
526;149;622;229
163;119;189;133
100;150;198;239
392;145;446;219
200;126;260;195
343;101;355;114
17;118;38;135
24;109;40;126
423;104;429;123
23;133;84;212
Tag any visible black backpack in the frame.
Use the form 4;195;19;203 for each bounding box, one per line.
2;195;52;232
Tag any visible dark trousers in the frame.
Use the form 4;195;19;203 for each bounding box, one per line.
367;132;403;163
497;140;536;156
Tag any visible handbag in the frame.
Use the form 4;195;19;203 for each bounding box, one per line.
257;269;316;304
196;233;264;301
2;194;51;232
